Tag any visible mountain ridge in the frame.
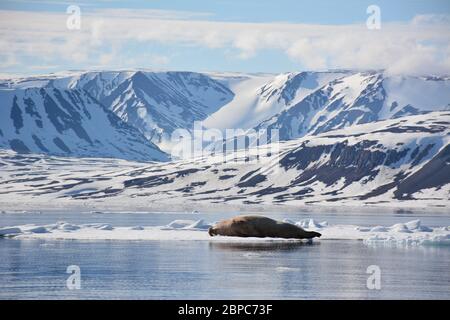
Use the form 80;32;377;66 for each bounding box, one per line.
0;86;168;161
1;69;450;162
0;111;448;208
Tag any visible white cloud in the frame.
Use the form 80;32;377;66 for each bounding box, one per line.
92;8;214;20
0;9;449;75
148;54;170;65
0;51;18;68
411;14;450;26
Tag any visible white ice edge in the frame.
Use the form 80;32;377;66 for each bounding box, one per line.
1;219;449;246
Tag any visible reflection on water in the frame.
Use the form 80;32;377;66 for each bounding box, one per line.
209;241;317;252
1;211;449;299
0;238;448;299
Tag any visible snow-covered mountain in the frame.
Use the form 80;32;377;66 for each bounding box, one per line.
205;70;450;142
253;71;450;141
0;86;168;161
203;71;349;129
2;70;449;152
72;71;233;145
1;69;450;164
1;112;448;209
2;71;234;148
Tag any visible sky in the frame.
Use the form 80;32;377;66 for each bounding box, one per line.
0;0;449;76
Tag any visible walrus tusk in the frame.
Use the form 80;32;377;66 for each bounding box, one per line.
208;215;321;239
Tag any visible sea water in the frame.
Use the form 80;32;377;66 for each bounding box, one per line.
0;211;449;299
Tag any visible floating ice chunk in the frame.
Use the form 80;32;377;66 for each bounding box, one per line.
418;226;433;232
185;219;211;230
0;227;22;236
4;218;449;246
405;220;421;230
165;220;195;229
56;222;80;231
295;219;307;228
370;226;388;232
296;218;323;229
191;210;199;214
60;224;80;231
80;223;101;228
97;224;114;231
164;219;211;230
404;220;430;231
394;220;434;232
389;223;412;233
27;226;48;234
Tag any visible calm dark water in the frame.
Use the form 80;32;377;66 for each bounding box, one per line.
0;211;449;299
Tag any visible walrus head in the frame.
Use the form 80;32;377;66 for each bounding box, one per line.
308;231;322;238
208;227;217;237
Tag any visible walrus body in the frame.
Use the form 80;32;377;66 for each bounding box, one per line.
208;215;321;239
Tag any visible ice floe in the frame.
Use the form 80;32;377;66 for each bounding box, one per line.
0;227;22;237
25;226;48;234
295;218;328;229
0;219;449;246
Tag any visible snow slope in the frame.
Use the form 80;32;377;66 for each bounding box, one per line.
255;71;450;141
204;71;349;130
0;112;448;209
0;86;168;161
1;71;234;150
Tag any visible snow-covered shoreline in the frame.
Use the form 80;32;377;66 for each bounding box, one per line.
1;218;449;246
1;111;449;211
0;197;449;215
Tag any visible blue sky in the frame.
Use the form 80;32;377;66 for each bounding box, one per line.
0;0;449;75
3;0;450;24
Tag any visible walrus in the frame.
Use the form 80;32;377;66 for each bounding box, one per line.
208;215;321;239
